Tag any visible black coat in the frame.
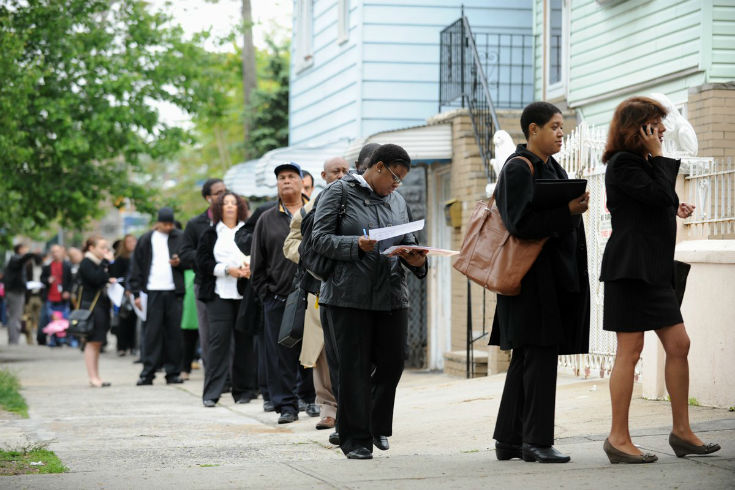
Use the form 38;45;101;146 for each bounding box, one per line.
179;210;212;283
127;229;185;297
195;226;247;303
489;146;590;355
78;257;111;309
40;260;73;298
600;152;680;285
311;174;427;311
3;253;40;292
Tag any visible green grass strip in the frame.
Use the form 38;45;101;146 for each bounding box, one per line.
0;368;28;418
0;448;68;475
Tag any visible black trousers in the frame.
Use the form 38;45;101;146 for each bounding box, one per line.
181;329;199;374
325;305;406;455
493;345;559;447
139;291;183;381
262;296;315;414
320;306;340;403
116;312;137;352
203;297;258;402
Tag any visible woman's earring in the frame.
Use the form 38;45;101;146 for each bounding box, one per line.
378;170;381;173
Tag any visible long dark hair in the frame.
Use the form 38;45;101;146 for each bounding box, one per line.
603;96;668;162
211;191;250;224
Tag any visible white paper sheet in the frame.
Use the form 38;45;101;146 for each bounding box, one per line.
382;245;459;257
107;282;125;307
25;281;44;291
133;292;147;321
368;219;425;242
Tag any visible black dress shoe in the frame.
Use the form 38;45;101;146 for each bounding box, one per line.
136;378;153;386
298;399;308;412
346;448;372;460
373;435;389;451
521;443;571;463
495;441;522;460
278;412;299;424
166;376;184;384
263;400;275;412
305;403;320;417
329;431;340;446
203;399;217;408
235;397;252;405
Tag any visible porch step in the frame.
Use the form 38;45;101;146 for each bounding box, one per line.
443;350;488;378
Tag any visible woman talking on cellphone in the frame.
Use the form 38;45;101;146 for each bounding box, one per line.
600;96;720;464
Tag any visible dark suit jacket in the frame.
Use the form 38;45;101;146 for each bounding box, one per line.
599;152;680;285
40;260;73;299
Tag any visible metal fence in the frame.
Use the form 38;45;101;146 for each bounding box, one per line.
683;157;735;239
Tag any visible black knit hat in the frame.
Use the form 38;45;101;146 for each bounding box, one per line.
157;207;175;223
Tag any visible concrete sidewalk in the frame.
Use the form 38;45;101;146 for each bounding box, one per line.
1;343;733;489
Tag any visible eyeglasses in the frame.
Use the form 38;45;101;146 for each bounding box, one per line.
384;165;403;186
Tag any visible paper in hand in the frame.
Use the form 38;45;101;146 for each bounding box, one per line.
368;219;425;241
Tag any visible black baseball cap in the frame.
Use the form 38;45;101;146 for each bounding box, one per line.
274;162;303;178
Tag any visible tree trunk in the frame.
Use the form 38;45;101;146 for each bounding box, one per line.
241;0;256;144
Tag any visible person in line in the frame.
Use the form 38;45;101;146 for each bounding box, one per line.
312;144;428;460
23;253;44;345
129;207;186;386
489;102;591;464
3;244;41;345
235;200;277;412
179;178;226;371
302;170;315;198
283;156;350;432
179;267;199;381
68;247;83;277
251;162;316;424
78;235;116;387
196;191;258;406
600;97;720;463
354;143;381;174
111;234;137;356
39;244;72;346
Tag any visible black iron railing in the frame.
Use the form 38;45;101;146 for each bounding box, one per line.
439;16;500;183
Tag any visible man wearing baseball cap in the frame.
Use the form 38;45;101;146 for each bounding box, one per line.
250;162;316;423
128;207;186;386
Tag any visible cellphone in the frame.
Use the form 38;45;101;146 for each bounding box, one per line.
641;124;654;135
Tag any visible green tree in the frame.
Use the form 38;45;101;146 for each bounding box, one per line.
0;0;229;244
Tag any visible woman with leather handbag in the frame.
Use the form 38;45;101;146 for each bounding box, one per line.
78;235;115;388
600;97;720;463
489;102;591;464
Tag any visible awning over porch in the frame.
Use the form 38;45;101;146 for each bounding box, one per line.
224;159;276;199
343;123;452;166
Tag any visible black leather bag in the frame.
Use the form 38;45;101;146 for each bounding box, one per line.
67;288;101;337
300;181;348;282
278;289;307;348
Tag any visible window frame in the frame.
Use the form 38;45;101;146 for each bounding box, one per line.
294;0;314;73
545;0;569;100
337;0;349;45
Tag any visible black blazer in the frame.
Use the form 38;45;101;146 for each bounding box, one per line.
40;260;73;298
78;257;110;308
179;210;212;283
195;226;247;302
599;152;680;285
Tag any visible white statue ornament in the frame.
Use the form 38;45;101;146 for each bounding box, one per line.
486;130;516;197
649;92;698;157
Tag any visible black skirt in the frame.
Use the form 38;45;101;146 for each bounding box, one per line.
603;279;683;332
85;299;111;342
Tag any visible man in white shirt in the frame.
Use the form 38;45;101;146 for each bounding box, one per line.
128;207;186;385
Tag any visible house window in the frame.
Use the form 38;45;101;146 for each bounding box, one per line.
545;0;568;99
295;0;314;72
337;0;349;44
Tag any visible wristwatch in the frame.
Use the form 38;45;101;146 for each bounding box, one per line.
224;265;229;276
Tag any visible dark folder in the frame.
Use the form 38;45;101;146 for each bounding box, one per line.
532;179;588;208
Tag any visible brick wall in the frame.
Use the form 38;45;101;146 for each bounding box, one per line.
688;82;735;159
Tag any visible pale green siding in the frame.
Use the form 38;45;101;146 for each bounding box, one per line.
568;0;703;106
710;0;735;81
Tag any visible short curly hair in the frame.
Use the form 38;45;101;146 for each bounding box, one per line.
368;143;411;170
211;191;250;224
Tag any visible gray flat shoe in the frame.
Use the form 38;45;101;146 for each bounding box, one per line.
669;433;721;457
603;439;658;464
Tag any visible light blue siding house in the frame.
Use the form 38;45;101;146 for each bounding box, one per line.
533;0;735;126
289;0;534;147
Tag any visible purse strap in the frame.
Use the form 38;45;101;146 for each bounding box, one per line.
489;155;536;207
75;286;102;313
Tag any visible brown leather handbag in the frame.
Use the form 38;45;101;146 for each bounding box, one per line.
453;157;548;296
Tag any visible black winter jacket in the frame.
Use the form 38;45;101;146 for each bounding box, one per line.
600;152;680;285
127;229;185;297
311;173;427;311
3;253;40;292
78;257;111;309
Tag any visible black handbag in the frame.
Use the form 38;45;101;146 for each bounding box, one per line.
300;181;348;282
278;288;307;348
67;287;102;337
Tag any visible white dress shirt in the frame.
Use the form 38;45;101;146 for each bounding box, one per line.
213;221;246;300
147;230;175;291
